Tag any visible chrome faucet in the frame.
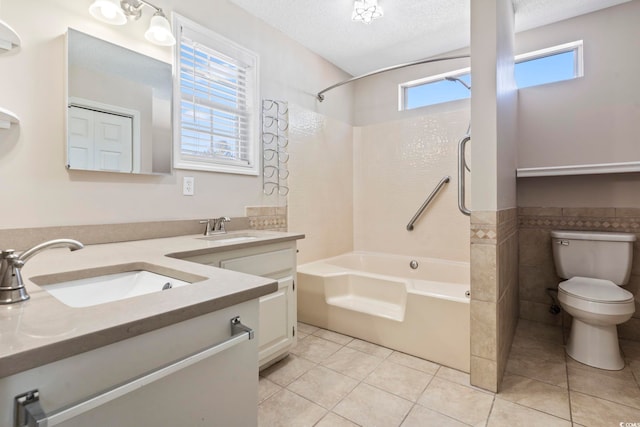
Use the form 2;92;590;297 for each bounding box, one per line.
199;217;231;236
0;239;84;304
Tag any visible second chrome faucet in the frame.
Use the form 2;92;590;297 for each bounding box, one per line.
200;217;231;236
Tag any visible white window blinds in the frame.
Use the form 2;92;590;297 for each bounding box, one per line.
174;15;259;175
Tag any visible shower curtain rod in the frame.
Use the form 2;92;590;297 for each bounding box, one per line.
316;54;470;102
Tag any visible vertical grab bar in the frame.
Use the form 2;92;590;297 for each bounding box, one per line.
406;176;451;231
458;135;471;216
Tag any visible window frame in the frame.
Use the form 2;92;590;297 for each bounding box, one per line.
398;67;470;111
399;40;583;111
172;13;260;175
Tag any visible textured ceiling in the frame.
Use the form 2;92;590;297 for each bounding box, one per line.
229;0;631;76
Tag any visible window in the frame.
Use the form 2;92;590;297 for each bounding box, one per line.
514;41;583;88
400;41;583;111
400;70;471;110
173;14;259;175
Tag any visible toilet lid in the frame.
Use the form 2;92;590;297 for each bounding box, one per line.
559;277;634;303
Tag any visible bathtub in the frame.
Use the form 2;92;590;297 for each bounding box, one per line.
297;251;470;372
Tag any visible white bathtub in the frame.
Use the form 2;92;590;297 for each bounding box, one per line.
297;251;470;372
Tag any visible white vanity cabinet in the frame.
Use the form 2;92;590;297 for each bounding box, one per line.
0;299;259;427
183;241;297;369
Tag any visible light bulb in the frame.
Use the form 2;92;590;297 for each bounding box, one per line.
144;12;176;46
89;0;127;25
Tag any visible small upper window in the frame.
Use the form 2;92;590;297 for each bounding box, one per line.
173;14;259;175
514;41;583;89
401;72;471;110
400;40;583;111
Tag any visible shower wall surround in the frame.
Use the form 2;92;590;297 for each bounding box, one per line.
287;105;354;264
353;109;471;261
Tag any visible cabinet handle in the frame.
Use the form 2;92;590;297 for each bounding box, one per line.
14;316;254;427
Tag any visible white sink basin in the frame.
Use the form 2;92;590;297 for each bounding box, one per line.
197;233;260;243
41;270;191;308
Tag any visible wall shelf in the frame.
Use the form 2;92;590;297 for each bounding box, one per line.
0;20;21;52
516;161;640;178
0;106;20;129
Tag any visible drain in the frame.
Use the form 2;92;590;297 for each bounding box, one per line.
162;282;173;290
409;260;419;270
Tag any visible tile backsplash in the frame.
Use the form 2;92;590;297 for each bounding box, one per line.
246;206;287;231
518;207;640;342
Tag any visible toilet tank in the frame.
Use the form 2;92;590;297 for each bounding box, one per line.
551;230;636;285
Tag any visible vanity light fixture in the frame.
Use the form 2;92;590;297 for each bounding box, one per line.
88;0;176;46
351;0;384;24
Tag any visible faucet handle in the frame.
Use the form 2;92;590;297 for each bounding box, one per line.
214;216;231;232
199;219;212;236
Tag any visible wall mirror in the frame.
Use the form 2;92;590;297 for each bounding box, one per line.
66;28;172;175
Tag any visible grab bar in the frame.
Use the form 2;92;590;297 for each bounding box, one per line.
458;135;471;216
14;316;254;427
406;176;450;231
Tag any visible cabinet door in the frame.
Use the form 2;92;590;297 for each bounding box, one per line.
219;246;297;367
259;277;294;363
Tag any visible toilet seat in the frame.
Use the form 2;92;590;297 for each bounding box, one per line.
558;276;634;304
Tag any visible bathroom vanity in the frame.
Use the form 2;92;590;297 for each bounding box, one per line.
173;239;298;368
0;230;303;427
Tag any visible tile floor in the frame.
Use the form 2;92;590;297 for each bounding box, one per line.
258;319;640;427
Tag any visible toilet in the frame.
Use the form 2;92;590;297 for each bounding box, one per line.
551;230;637;370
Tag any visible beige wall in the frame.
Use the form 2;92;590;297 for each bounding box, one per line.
287;105;354;264
517;1;640;170
517;1;640;208
352;51;470;127
0;0;352;229
470;0;518;212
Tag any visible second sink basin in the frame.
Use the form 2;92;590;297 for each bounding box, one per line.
36;269;194;308
197;232;260;243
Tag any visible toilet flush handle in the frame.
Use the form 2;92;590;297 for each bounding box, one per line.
556;240;570;246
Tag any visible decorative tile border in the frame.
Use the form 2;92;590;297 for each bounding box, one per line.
471;208;518;244
518;208;640;233
471;227;497;242
246;206;287;231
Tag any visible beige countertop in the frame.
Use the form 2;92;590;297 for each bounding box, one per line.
0;230;304;378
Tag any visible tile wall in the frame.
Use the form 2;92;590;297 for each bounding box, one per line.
470;208;519;392
519;207;640;342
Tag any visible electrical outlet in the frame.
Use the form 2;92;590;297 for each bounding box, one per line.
183;177;195;196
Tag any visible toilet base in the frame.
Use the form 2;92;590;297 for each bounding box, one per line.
566;318;624;370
